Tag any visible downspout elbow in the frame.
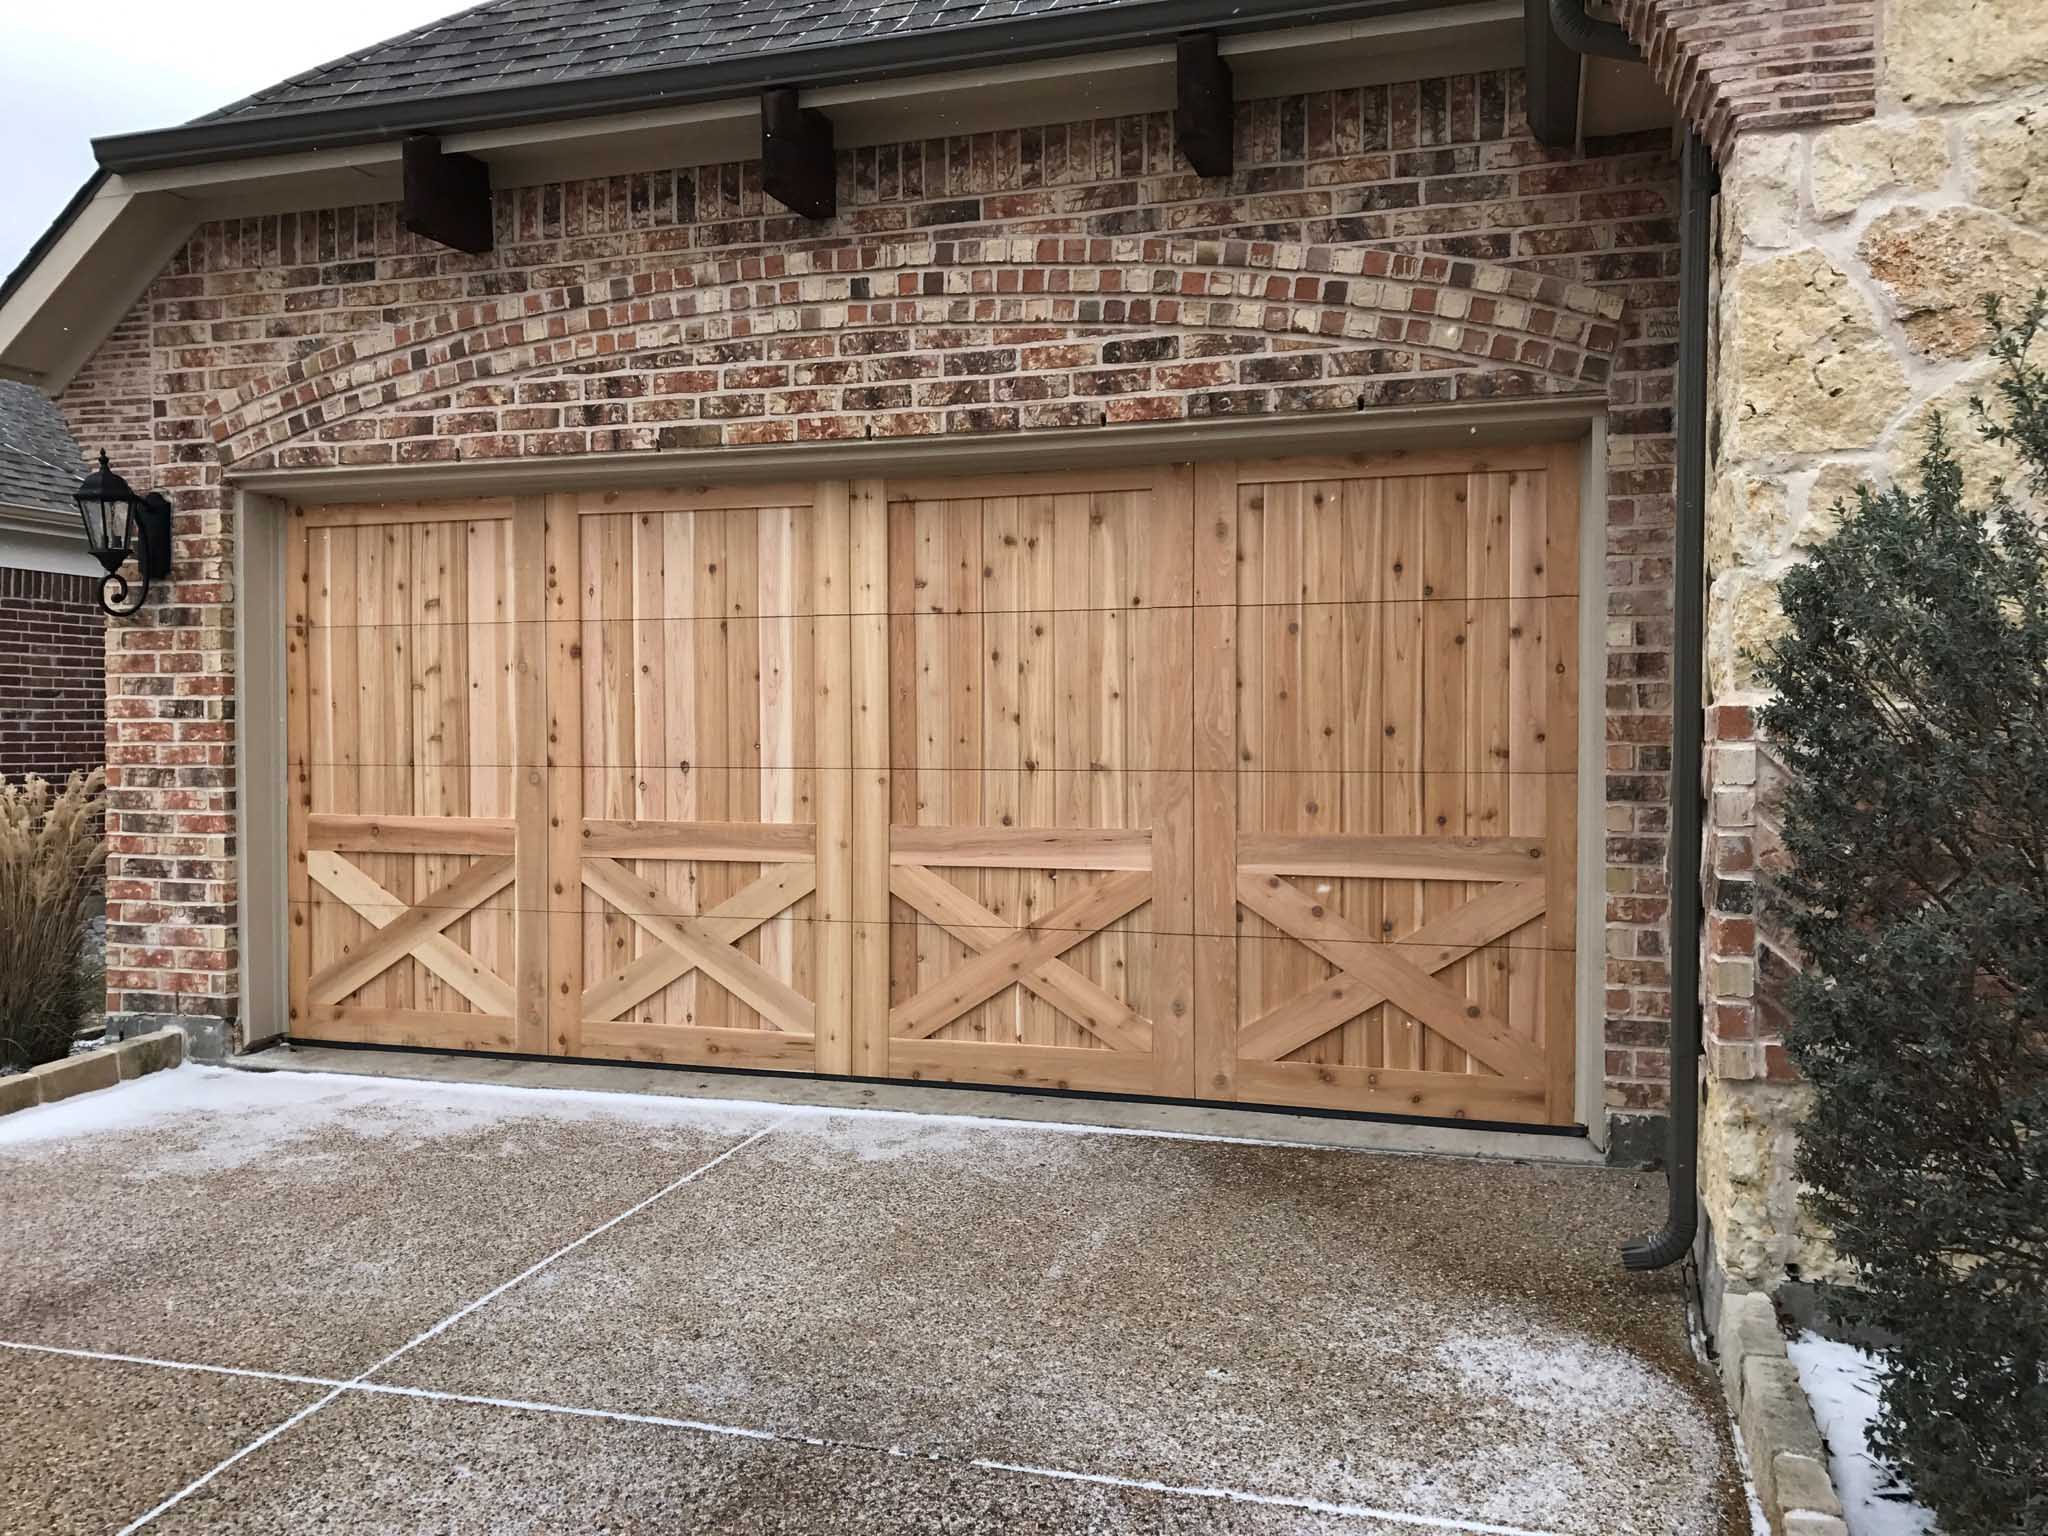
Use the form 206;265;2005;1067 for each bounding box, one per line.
1548;0;1642;61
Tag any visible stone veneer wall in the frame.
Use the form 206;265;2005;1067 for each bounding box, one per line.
54;72;1688;1136
1698;0;2048;1287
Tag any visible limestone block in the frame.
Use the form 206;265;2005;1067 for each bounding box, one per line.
1885;0;2048;107
1887;326;2048;500
26;1050;120;1104
1783;1514;1850;1536
1706;572;1787;701
1967;103;2048;229
0;1074;41;1116
1810;118;1951;221
1716;1290;1787;1409
1699;1080;1816;1288
1722;249;1908;460
1861;205;2048;360
112;1026;184;1080
1724;133;1806;251
1800;462;1874;544
1772;1450;1845;1522
1742;1356;1827;1515
1707;471;1789;572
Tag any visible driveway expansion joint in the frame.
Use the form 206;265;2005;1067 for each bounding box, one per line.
84;1121;781;1534
0;1339;1576;1536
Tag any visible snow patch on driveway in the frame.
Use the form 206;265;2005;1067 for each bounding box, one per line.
1419;1317;1730;1534
0;1064;771;1173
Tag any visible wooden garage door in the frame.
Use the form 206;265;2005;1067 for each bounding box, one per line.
1192;453;1580;1126
876;467;1195;1099
285;445;1579;1126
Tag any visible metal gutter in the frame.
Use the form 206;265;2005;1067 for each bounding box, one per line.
93;0;1486;174
1621;128;1712;1272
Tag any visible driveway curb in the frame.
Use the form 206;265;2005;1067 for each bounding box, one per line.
0;1027;184;1117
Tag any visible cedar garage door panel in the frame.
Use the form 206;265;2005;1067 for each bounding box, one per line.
286;448;1580;1126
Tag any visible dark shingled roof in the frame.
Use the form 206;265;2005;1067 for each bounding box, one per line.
0;382;84;516
204;0;1140;123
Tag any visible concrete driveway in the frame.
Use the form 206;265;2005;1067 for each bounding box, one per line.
0;1066;1747;1535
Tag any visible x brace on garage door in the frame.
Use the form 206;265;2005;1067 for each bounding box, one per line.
285;444;1580;1125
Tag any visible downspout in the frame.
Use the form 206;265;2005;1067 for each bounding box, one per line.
1548;0;1642;60
1622;130;1714;1270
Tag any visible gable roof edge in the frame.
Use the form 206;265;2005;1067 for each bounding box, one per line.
95;0;1479;174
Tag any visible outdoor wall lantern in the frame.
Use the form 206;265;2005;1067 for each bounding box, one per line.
73;451;173;616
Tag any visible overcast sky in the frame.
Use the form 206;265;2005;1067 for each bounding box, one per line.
1;2;476;277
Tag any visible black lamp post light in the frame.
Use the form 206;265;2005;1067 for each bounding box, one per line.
73;451;173;617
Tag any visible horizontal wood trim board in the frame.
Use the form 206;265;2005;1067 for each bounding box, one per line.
1232;448;1552;482
885;468;1159;500
298;501;515;527
1237;833;1547;882
566;482;821;514
888;826;1153;870
306;814;517;854
889;1038;1164;1096
576;1019;820;1070
581;819;818;861
1229;1060;1547;1122
304;1004;520;1052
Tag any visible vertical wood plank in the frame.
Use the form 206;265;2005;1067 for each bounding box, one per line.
1379;475;1425;1070
758;502;798;1003
1506;466;1549;1068
1016;492;1060;1047
1148;462;1197;1097
1192;459;1240;1100
813;481;855;1075
692;512;733;1034
848;478;892;1075
285;509;312;1037
1420;473;1471;1074
1545;443;1582;1122
545;495;585;1055
512;496;551;1054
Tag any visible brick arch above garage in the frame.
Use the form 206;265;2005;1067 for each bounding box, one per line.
205;238;1626;470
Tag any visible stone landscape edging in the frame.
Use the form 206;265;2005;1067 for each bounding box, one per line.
1716;1289;1850;1536
0;1027;185;1118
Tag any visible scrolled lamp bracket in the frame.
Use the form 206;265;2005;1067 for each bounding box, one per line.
73;451;173;617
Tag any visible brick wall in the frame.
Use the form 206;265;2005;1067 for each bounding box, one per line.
54;69;1683;1135
0;567;105;783
1617;0;1879;157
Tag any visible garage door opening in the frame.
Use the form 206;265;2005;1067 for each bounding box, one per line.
284;444;1584;1127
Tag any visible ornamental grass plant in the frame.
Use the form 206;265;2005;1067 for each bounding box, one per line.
0;768;107;1071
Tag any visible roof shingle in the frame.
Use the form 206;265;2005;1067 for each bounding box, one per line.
203;0;1141;124
0;383;85;517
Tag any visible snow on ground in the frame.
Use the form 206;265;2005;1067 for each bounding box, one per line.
0;1061;1345;1166
1787;1334;1940;1536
